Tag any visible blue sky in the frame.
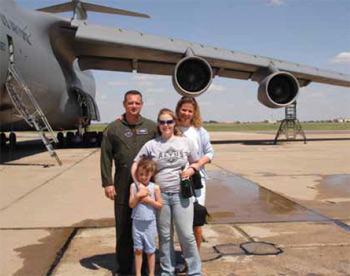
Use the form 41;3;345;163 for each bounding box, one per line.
17;0;350;122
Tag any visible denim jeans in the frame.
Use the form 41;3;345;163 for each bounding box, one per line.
157;192;202;276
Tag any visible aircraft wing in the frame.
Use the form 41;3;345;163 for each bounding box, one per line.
74;22;350;88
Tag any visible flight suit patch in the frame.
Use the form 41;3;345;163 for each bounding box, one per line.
124;128;133;138
136;129;148;135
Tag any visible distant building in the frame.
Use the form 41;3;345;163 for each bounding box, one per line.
264;119;277;124
334;118;350;123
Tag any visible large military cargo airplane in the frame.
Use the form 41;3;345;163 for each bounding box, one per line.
0;0;349;157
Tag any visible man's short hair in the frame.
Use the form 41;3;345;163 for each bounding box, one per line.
124;90;143;102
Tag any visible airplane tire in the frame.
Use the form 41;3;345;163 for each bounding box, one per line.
57;132;64;148
66;132;74;147
89;131;98;147
0;133;6;148
83;132;98;147
97;132;103;147
83;132;90;147
9;132;16;149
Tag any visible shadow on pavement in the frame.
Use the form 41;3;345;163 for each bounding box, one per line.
79;249;183;276
0;139;100;165
0;139;47;164
80;253;115;274
11;228;74;276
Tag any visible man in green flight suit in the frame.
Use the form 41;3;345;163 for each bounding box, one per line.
100;90;157;276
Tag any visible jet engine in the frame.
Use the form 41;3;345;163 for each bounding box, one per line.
173;56;213;97
258;71;299;108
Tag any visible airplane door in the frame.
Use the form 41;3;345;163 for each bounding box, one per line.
73;88;100;122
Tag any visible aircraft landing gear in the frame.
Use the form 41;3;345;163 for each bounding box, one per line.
0;132;7;148
65;131;75;147
97;131;103;146
57;132;64;148
55;130;103;148
9;132;16;149
0;132;17;148
83;131;97;147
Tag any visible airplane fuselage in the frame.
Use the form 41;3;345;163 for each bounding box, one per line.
0;0;98;132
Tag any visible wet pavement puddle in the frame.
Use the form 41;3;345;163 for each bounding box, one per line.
316;174;350;203
206;170;326;224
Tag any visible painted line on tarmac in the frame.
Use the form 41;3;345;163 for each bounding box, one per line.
0;149;99;212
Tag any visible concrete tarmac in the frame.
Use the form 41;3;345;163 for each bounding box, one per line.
0;131;349;276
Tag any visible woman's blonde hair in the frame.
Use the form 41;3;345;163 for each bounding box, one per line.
175;97;202;128
157;108;182;136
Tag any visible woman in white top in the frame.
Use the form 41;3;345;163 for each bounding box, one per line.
176;96;215;251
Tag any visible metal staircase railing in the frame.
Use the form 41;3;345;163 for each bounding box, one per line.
274;102;307;144
5;65;62;165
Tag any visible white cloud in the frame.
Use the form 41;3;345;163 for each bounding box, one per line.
208;83;225;93
144;100;163;107
268;0;286;6
145;87;168;94
197;101;212;107
97;94;108;100
132;74;169;81
300;86;328;100
103;74;170;90
330;52;350;64
107;81;128;86
96;90;108;101
297;84;350;120
130;74;170;88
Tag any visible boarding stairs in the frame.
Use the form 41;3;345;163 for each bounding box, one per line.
274;102;307;144
5;65;62;165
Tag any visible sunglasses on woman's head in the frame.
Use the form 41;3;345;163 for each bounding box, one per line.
181;96;197;103
158;119;175;125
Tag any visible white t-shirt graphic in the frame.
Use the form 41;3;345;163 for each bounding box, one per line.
135;136;198;193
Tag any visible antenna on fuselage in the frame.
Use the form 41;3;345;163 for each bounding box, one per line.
37;0;150;21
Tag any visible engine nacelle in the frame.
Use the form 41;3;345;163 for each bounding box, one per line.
173;56;213;97
258;71;299;108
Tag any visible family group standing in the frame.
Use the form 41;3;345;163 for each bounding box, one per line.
100;90;214;276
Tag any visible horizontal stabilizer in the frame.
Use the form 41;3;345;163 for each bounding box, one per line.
82;2;150;18
37;2;74;13
36;1;150;20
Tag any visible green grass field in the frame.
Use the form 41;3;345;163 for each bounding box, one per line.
89;122;350;132
203;122;350;132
